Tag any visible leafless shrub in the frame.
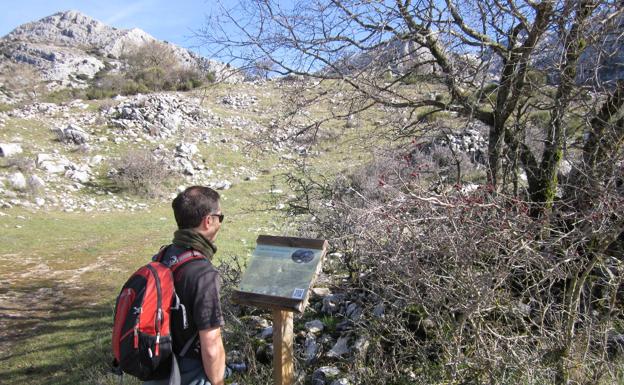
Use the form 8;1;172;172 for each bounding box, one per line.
217;256;274;385
110;150;174;198
121;41;207;92
292;156;624;384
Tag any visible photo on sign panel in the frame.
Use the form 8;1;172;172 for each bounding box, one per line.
291;249;314;263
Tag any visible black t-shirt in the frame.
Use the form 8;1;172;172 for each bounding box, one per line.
162;245;224;360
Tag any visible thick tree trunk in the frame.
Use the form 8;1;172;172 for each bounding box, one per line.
487;125;504;187
527;0;595;217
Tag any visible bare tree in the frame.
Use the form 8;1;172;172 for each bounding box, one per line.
201;1;624;384
119;40;207;92
202;0;623;213
245;57;276;80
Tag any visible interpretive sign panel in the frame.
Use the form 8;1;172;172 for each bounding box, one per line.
232;235;328;313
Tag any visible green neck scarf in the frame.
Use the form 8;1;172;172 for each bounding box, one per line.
172;229;217;260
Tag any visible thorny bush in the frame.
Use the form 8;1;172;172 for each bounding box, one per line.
291;154;624;384
110;150;174;198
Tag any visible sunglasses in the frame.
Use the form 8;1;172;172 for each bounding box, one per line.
209;213;225;223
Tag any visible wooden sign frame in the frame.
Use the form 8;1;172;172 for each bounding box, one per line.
231;235;328;313
232;235;328;385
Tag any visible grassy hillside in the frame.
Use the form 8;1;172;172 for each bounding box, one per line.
0;80;381;384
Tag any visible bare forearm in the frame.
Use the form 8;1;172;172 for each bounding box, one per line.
201;338;225;385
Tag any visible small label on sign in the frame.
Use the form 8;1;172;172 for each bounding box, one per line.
292;288;305;299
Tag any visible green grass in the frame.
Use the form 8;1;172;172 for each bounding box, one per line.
0;79;381;385
0;166;348;385
0;182;280;385
0;119;55;153
0;102;15;112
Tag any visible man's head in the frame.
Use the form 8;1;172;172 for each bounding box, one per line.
172;186;222;241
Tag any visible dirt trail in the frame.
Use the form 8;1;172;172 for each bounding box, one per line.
0;255;116;357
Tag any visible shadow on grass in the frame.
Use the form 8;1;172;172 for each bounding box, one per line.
0;278;125;385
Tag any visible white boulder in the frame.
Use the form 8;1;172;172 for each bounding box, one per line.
0;143;23;157
9;172;27;190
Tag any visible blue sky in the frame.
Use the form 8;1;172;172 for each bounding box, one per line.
0;0;230;54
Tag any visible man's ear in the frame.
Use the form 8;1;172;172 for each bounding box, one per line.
200;215;212;230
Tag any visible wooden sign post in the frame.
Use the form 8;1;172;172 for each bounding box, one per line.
273;310;294;385
232;235;328;385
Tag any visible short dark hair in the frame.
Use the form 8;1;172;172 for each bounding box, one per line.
172;186;220;229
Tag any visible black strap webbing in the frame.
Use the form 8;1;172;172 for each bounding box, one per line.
180;335;198;357
168;354;181;385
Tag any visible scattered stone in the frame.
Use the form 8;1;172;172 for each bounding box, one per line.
89;155;103;165
226;350;246;372
106;94;216;139
328;252;343;259
53;123;90;144
415;123;488;166
176;142;198;159
9;172;27;190
305;319;325;334
245;315;271;330
322;294;344;315
311;287;332;297
65;169;90;183
312;366;341;385
345;303;362;320
260;326;273;340
213;180;232;190
0;143;23;157
28;175;46;190
373;303;385;318
221;94;258;109
304;334;320;364
37;153;70;174
460;183;479;194
36;153;53;165
176;158;196;175
327;335;351;358
559;159;573;178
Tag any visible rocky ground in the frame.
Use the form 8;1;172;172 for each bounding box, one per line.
0;81;315;215
225;253;371;385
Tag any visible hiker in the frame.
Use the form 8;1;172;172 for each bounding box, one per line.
145;186;229;385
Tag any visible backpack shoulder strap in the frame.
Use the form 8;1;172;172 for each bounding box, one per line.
170;250;207;273
153;244;171;262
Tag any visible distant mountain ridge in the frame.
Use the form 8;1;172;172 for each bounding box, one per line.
0;10;238;92
3;10;152;56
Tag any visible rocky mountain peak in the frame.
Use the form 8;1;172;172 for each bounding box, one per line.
3;10;151;57
4;10;110;46
0;10;240;93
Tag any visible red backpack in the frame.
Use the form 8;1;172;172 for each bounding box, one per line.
111;247;205;382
